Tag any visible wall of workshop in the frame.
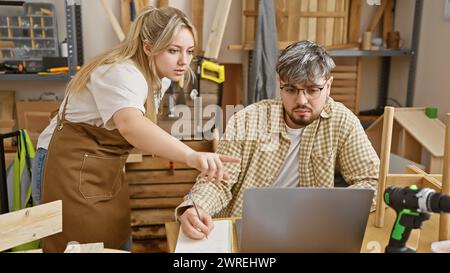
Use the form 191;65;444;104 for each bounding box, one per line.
2;0;449;123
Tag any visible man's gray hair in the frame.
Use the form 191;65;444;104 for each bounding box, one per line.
276;40;336;85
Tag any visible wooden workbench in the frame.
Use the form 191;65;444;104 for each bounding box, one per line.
165;208;440;253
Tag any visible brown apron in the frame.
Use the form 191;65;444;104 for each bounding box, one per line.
41;96;133;252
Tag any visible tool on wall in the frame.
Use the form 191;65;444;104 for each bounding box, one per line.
188;0;231;137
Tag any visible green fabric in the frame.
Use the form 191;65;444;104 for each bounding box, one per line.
11;129;39;252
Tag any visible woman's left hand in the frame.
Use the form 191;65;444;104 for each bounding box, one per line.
185;152;240;183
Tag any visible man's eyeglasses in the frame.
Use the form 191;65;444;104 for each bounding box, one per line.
280;83;327;100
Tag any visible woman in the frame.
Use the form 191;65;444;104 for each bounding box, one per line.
32;6;238;252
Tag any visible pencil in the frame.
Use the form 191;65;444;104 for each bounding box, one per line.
188;191;208;239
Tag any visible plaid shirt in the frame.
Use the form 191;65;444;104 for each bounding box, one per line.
176;98;379;218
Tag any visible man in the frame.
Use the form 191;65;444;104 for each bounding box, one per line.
176;40;380;239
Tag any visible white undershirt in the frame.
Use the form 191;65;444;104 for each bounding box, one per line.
271;126;304;188
37;60;170;149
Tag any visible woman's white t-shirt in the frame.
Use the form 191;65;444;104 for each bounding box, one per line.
37;60;167;150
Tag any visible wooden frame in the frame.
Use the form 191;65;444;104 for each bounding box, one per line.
366;107;446;174
374;108;450;241
232;0;355;51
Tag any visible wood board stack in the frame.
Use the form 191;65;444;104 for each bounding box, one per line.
126;140;213;253
331;61;361;114
240;0;362;50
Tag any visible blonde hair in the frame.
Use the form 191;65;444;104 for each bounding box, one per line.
66;6;197;122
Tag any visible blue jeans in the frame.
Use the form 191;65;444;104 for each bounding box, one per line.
31;148;47;206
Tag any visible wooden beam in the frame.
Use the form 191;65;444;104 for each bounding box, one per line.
440;114;450;240
386;174;424;187
375;107;395;228
120;0;131;34
204;0;232;60
367;0;389;33
126;153;143;163
348;0;361;43
0;201;62;251
383;0;394;43
192;0;204;54
0;120;15;129
100;0;125;42
126;169;199;184
158;0;169;7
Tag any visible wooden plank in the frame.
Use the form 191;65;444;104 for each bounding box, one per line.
129;183;194;198
367;0;388;33
127;169;200;184
405;165;426;175
332;94;355;102
0;91;15;146
100;0;125;42
325;0;336;46
422;175;443;191
298;0;309;41
375;106;394;228
191;0;204;54
131;208;176;226
399;129;422;163
299;11;346;17
127;157;190;171
244;0;257;45
308;0;317;41
429;156;443;174
275;0;288;41
332;73;357;80
132;239;168;253
287;0;301;41
333;65;358;72
161;93;218;108
130;197;185;209
0;201;62;251
132;225;166;240
0;91;14;121
0;120;15;129
120;0;131;34
316;0;327;45
354;57;362;114
331;87;357;94
222;63;244;125
204;0;232;60
441;114;450;240
157;0;169;7
16;101;60;131
394;109;445;157
386;174;424;186
342;0;350;44
333;80;357;87
126;153;143;163
348;0;362;43
333;0;344;45
383;0;394;43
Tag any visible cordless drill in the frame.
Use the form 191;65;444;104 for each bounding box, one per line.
384;185;450;253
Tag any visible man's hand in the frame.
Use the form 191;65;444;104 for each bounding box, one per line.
179;207;214;240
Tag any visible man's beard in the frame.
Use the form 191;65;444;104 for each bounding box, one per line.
287;105;319;126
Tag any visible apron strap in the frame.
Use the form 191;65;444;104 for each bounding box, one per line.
56;95;70;130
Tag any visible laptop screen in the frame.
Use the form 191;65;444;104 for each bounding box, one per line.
239;187;374;253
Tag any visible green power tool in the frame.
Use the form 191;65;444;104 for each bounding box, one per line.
384;185;450;253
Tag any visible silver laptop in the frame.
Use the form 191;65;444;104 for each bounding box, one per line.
238;188;374;253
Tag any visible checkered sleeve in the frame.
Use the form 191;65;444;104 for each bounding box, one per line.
175;114;244;218
337;116;380;210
